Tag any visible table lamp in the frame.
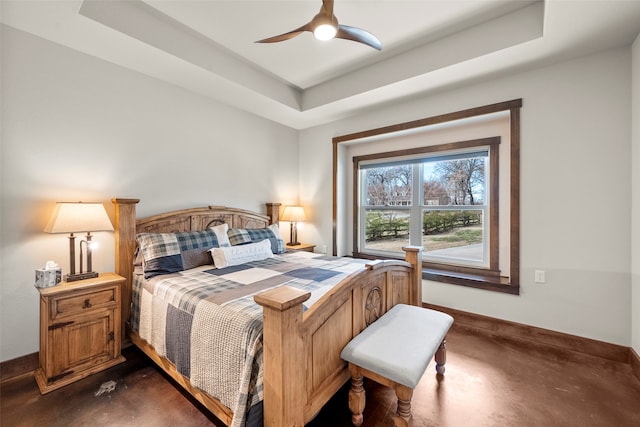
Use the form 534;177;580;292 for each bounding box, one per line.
281;205;306;246
44;202;114;282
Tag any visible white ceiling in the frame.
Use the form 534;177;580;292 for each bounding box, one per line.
2;0;640;129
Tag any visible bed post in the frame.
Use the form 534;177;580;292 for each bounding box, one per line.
254;286;311;427
402;246;423;306
111;198;140;336
265;202;281;225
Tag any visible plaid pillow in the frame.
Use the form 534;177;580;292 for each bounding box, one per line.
227;228;252;246
227;226;285;254
136;229;219;278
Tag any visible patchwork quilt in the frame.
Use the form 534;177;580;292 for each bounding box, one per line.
131;251;368;427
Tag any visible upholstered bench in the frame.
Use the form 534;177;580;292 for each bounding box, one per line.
340;304;454;427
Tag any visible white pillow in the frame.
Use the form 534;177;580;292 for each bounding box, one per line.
210;239;273;268
210;223;231;247
268;223;281;237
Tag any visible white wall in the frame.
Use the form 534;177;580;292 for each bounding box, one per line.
0;26;299;362
300;47;633;346
632;34;640;355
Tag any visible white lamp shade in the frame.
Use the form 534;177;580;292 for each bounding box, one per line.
281;206;306;222
44;202;114;234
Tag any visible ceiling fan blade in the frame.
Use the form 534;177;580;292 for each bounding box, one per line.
336;25;382;50
255;22;313;44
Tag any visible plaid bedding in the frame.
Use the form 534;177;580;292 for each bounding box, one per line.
131;251;367;427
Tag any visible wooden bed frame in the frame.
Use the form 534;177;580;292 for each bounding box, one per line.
112;198;422;427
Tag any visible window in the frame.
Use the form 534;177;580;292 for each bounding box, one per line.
333;99;521;294
355;137;500;277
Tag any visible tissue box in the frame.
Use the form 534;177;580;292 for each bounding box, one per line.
35;268;62;288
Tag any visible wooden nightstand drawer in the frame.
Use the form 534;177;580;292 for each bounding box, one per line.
50;287;117;320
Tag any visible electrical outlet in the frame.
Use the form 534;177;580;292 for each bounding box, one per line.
534;270;546;284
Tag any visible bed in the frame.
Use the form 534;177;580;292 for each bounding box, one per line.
111;198;422;427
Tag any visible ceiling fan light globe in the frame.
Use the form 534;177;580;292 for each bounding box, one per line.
314;24;337;40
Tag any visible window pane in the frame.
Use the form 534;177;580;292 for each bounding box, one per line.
422;210;484;263
423;156;485;206
364;165;412;207
364;209;410;254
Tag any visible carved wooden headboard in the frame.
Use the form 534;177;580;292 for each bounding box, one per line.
136;205;279;234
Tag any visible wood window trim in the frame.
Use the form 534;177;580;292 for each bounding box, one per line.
332;99;522;294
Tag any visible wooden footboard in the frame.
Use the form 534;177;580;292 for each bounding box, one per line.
255;247;422;427
112;198;422;427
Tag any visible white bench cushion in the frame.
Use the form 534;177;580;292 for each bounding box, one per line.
340;304;453;388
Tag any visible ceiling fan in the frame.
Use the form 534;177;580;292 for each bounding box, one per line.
255;0;382;50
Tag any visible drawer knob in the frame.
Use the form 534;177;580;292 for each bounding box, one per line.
82;299;92;309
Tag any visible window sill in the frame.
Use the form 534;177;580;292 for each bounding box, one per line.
423;268;520;295
354;251;519;295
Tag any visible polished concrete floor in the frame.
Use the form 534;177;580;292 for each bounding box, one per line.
2;324;640;427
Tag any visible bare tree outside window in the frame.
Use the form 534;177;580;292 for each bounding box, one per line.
431;158;485;206
365;165;412;206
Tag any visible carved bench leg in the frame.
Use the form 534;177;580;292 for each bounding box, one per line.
435;338;447;375
348;364;366;426
392;384;413;427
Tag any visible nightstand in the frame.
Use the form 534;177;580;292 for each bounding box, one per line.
34;273;126;394
286;243;316;253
